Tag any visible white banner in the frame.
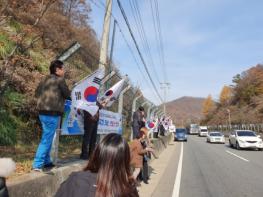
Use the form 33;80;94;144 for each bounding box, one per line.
97;109;123;135
61;100;122;135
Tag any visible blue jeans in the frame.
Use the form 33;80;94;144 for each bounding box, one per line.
33;115;60;169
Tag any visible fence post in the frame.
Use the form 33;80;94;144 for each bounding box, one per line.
118;85;131;114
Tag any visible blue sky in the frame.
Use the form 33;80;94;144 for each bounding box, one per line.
88;0;263;105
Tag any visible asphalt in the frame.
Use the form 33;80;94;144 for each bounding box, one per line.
180;135;263;197
140;135;263;197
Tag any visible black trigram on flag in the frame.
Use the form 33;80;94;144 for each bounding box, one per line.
93;77;101;85
75;91;81;100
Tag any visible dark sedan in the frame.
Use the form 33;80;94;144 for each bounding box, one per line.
174;128;187;142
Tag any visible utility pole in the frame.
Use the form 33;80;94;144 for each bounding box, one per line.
98;0;112;72
160;82;170;116
97;0;112;142
107;19;117;89
227;109;231;130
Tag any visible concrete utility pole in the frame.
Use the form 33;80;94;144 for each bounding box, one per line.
160;82;170;116
118;85;131;114
107;19;117;89
98;0;112;71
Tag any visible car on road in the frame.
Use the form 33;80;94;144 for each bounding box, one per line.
174;128;187;141
207;131;225;143
229;130;263;150
189;124;199;134
199;126;208;137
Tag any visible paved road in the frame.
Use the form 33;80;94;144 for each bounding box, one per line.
179;135;263;197
151;136;263;197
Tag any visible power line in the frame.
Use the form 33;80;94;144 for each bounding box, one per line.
154;0;167;80
90;0;162;104
128;0;161;84
149;0;168;81
115;21;161;103
117;0;163;103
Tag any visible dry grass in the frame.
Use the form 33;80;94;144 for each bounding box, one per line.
1;140;82;179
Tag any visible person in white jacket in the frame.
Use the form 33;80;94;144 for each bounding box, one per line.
0;158;16;197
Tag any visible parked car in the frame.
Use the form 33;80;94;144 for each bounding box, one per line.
199;126;208;137
207;131;225;144
174;128;187;142
229;130;263;150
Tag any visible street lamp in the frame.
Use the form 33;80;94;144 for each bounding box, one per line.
227;109;231;130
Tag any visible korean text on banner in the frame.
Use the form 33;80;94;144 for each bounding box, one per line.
97;109;122;135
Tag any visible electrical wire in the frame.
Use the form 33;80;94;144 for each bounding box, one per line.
117;0;163;103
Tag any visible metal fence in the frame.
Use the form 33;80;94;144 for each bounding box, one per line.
208;124;263;133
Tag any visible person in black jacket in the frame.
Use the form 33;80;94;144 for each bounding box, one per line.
132;106;145;139
55;133;139;197
80;101;106;160
0;158;16;197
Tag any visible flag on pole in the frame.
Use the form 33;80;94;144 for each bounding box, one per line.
71;68;105;116
100;78;126;107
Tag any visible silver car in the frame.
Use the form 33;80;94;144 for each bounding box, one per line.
229;130;263;150
207;132;225;144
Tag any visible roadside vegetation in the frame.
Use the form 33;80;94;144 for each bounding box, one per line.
0;0;143;176
201;64;263;127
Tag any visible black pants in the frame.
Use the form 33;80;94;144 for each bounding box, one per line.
0;177;9;197
80;113;98;159
132;125;140;139
142;158;149;182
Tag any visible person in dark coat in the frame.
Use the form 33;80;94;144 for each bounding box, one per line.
55;133;138;197
33;60;70;171
80;101;106;160
132;106;145;139
0;158;16;197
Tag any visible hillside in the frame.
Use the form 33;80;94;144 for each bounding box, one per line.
165;96;205;126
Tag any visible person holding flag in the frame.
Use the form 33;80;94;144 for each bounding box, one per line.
76;73;126;160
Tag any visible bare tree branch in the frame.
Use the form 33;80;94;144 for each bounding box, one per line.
33;0;57;26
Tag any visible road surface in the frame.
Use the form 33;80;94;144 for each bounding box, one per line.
144;135;263;197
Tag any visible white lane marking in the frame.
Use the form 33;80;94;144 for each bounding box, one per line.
225;150;249;162
172;142;184;197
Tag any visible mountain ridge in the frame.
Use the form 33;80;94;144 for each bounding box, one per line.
165;96;205;126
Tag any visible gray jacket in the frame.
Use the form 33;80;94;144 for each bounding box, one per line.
35;74;70;115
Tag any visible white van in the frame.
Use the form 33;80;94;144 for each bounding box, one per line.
199;126;208;137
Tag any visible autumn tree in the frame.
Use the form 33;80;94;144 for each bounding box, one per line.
202;94;215;117
232;64;263;105
219;85;232;106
